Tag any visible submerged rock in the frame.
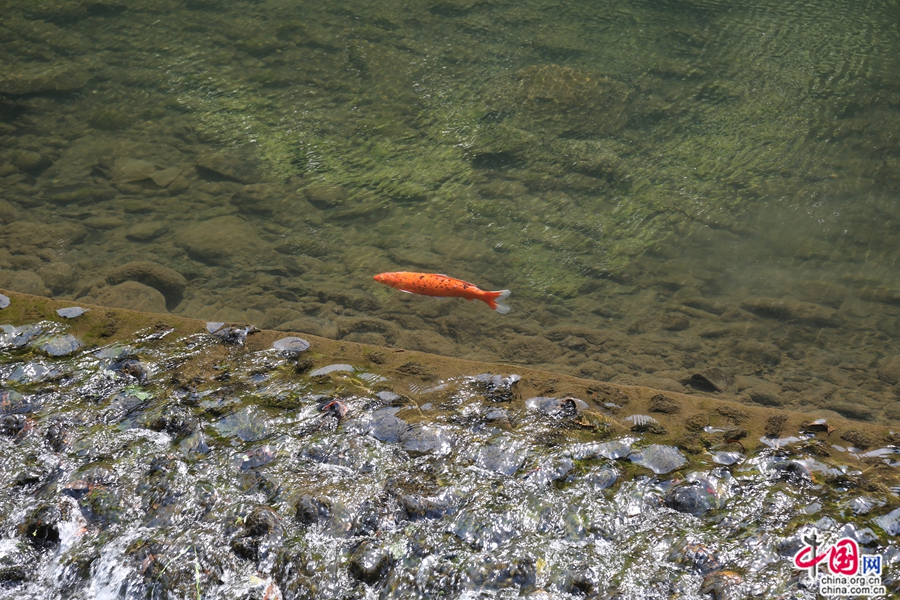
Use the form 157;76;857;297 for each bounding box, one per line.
106;261;187;306
515;64;630;135
686;367;734;393
739;297;842;327
0;270;50;297
92;281;168;313
175;216;268;264
196;152;262;184
0;63;89;95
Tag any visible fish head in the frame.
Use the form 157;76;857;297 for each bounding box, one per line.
373;272;389;283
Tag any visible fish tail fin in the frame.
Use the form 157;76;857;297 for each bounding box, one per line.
484;289;511;314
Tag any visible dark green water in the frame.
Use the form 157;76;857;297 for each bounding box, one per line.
2;0;900;421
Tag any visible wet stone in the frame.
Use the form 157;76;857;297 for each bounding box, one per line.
764;415;787;438
0;270;50;297
526;456;574;485
828;398;875;421
625;414;658;427
878;356;900;386
369;409;409;443
239;445;275;470
6;324;42;348
744;387;783;407
0;63;89;95
146;405;198;438
525;396;588;416
38;334;82;357
875;507;900;536
56;306;88;318
0;294;9;309
709;444;744;465
0;562;30;588
309;363;354;377
215;408;268;442
731;340;781;366
470;373;521;402
840;429;873;449
109;358;149;382
399;425;451;456
272;336;310;355
294;494;331;525
583;467;618;491
231;506;282;562
629;445;686;475
700;570;743;600
476;439;524;475
0;414;28;437
393;485;456;521
229;184;282;216
22;504;61;549
664;480;720;516
212;324;257;345
349;499;381;537
348;540;393;585
739;297;842;327
575;439;633;460
45;420;71;452
467;556;536;590
0;390;40;414
376;390;401;403
175;215;267;264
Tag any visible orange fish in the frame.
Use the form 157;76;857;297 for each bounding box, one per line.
374;271;511;314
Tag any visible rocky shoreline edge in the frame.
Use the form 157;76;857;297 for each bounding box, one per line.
3;287;899;489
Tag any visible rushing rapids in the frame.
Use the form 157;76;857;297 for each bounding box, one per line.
0;292;899;599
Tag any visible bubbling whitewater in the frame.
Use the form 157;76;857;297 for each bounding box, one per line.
0;297;899;599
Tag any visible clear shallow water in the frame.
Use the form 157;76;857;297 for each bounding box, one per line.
2;0;900;421
2;316;900;599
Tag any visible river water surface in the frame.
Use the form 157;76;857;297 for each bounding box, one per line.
1;0;900;440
